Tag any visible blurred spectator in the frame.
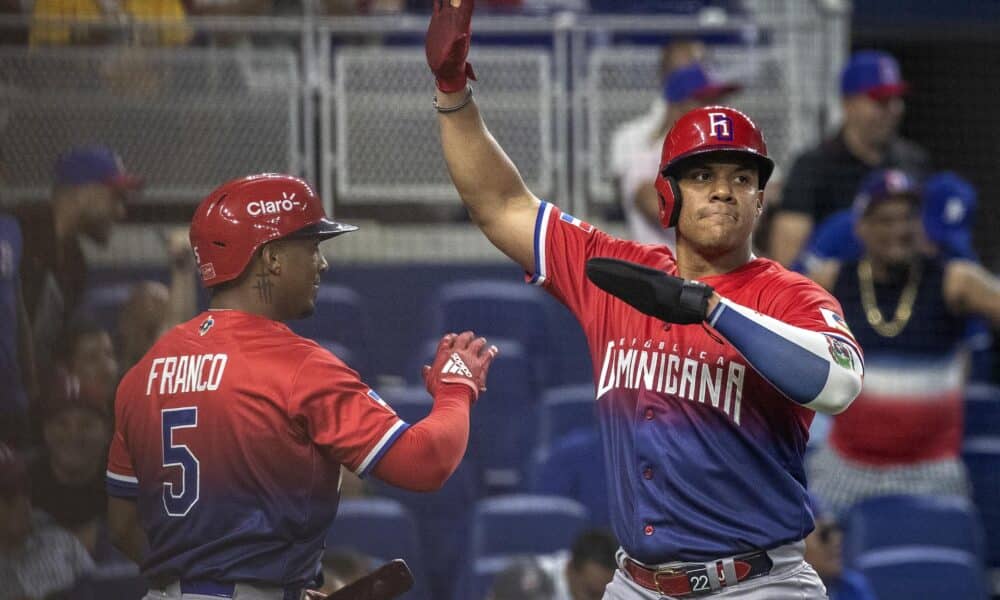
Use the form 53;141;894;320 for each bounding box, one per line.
803;493;877;600
0;213;36;447
30;0;193;46
536;529;617;600
769;50;930;266
29;324;115;556
805;169;1000;517
0;443;95;598
608;39;706;246
488;557;556;600
617;63;740;248
117;229;198;371
11;145;140;372
532;429;609;529
315;548;374;595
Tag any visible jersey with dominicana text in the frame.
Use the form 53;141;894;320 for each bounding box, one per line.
527;202;860;564
106;310;408;585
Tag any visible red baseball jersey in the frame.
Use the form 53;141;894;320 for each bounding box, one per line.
527;202;858;563
106;310;407;585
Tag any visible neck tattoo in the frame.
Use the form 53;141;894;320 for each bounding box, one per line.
255;267;273;304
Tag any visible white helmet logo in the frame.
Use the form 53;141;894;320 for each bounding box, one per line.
247;192;299;217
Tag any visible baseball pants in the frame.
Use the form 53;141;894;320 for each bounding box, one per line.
604;541;828;600
143;582;305;600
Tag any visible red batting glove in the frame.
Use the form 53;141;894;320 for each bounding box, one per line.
425;0;477;93
422;331;498;401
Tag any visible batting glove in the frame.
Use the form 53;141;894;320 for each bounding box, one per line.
423;331;498;401
425;0;477;93
586;257;715;325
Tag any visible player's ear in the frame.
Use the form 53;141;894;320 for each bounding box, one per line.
260;243;283;276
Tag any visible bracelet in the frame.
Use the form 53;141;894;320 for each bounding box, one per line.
434;85;474;113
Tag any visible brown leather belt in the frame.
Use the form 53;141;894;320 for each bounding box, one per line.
621;550;773;597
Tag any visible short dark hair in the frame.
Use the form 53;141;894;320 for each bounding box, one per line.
570;529;618;571
54;315;109;367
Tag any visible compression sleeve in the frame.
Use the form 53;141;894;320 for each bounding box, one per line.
708;298;863;414
372;383;473;492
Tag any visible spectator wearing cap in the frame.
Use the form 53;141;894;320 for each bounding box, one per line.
769;50;931;267
535;529;617;600
0;212;37;447
613;61;741;247
9;145;141;372
488;557;556;600
804;169;1000;517
28;317;117;557
0;443;95;598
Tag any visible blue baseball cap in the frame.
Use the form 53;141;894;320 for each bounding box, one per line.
841;50;909;100
664;63;741;104
852;168;920;219
54;145;143;190
922;172;977;260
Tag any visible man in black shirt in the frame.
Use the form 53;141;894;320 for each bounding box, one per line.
12;145;141;370
769;50;930;266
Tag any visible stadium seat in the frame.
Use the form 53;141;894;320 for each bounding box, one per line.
530;428;610;529
325;498;429;600
964;437;1000;571
536;384;597;452
290;284;370;357
964;383;1000;438
428;280;552;384
855;546;988;600
405;338;540;492
315;338;370;384
841;494;985;568
456;494;591;600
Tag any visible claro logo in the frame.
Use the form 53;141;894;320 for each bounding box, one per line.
247;192;299;217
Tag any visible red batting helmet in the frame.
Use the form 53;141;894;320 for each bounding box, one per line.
655;105;774;228
190;174;357;287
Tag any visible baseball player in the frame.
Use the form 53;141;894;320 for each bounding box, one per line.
105;174;497;599
426;2;864;598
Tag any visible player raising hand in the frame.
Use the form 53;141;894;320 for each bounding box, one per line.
427;3;862;598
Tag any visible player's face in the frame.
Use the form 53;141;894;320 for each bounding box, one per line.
275;237;329;320
856;197;919;266
674;157;762;255
43;407;111;477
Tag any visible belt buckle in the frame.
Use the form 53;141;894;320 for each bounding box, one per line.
653;565;687;596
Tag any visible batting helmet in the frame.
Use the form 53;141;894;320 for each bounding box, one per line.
190;174;357;287
655;106;774;228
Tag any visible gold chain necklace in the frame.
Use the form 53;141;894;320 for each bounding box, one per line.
857;258;922;338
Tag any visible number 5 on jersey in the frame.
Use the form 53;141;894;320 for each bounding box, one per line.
162;407;200;516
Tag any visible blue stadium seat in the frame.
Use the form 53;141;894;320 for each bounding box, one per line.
854;546;988;600
82;282;133;334
290;284;371;362
530;428;610;529
429;280;552;384
842;494;985;569
315;338;370;383
325;498;429;600
455;494;591;600
964;437;1000;570
379;384;434;425
405;338;540;492
536;384;597;452
964;383;1000;438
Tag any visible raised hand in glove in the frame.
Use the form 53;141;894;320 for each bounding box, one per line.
586;257;716;325
423;331;498;401
425;0;477;93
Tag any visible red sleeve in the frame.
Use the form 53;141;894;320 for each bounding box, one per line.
106;378;139;499
288;350;408;478
765;274;862;356
525;202;677;318
372;383;473;492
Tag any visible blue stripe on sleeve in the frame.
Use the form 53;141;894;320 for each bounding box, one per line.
358;422;411;478
529;202;548;285
106;478;139;498
711;303;830;405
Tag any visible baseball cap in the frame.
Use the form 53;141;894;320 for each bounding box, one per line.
852;168;920;219
664;63;741;104
922;172;977;259
55;145;144;190
840;50;909;100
